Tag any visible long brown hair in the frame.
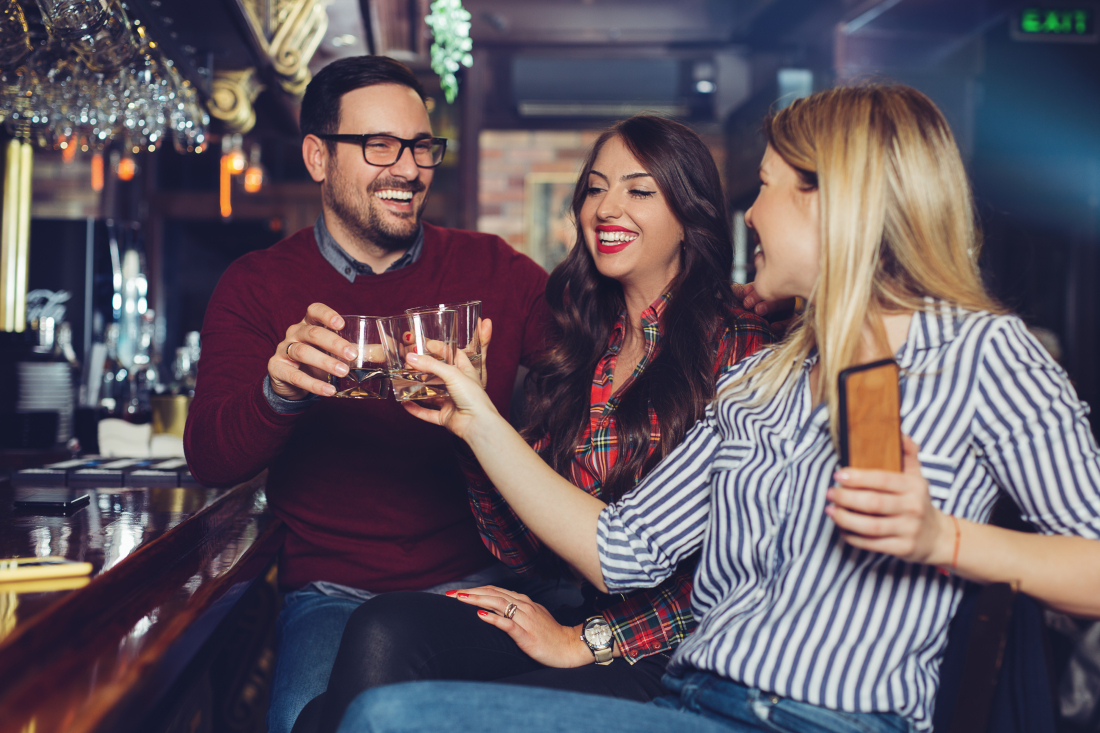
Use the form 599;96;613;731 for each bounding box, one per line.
523;115;748;502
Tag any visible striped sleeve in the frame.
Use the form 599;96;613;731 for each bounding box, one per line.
597;414;723;592
974;317;1100;538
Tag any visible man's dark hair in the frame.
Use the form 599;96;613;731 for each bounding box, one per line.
300;56;427;140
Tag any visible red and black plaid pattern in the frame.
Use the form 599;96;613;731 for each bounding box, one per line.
464;294;772;662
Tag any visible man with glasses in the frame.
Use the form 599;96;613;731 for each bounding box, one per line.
183;56;557;733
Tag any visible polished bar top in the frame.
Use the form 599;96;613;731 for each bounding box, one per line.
0;472;284;733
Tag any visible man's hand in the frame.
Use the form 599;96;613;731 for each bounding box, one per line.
269;303;357;400
477;317;492;389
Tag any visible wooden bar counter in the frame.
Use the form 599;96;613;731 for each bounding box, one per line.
0;470;284;733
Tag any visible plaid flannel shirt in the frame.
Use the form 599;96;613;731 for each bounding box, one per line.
463;293;772;663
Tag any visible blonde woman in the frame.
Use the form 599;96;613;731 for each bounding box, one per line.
333;84;1100;733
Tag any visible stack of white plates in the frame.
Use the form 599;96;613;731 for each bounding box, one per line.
16;362;74;443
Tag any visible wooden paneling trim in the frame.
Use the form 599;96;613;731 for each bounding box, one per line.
0;473;283;733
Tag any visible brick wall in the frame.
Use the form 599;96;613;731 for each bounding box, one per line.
477;130;600;270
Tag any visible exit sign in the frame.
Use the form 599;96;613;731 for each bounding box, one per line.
1012;6;1099;42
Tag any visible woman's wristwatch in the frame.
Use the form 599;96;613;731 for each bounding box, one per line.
581;616;614;665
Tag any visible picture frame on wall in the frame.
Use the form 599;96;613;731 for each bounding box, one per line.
524;172;578;271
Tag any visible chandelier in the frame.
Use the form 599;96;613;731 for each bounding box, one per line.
0;0;208;154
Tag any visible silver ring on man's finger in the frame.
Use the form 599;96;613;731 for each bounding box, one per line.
504;603;519;620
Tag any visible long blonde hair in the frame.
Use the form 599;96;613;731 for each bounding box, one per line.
726;84;1003;446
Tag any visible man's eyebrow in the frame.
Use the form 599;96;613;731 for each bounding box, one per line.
356;132;434;140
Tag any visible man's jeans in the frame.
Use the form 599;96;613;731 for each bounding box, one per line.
336;670;915;733
267;564;582;733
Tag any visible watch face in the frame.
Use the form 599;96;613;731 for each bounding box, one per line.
584;620;613;647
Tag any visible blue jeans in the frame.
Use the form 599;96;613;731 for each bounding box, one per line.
268;567;582;733
336;671;914;733
269;589;361;733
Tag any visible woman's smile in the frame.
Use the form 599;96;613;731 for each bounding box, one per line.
595;225;638;254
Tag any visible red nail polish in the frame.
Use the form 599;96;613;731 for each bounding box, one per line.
478;610;488;616
404;333;413;342
457;593;469;599
445;590;456;596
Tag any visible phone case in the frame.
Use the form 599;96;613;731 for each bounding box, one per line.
838;359;902;471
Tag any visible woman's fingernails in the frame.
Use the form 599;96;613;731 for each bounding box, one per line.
478;610;488;617
323;385;336;396
825;504;835;516
404;333;413;342
457;593;469;599
445;590;456;597
834;470;850;481
825;489;835;501
336;363;349;376
407;352;420;363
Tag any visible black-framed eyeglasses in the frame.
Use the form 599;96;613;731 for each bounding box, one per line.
316;134;448;168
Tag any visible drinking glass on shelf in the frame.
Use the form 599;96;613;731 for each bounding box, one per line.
378;310;456;402
330;316;388;399
406;300;483;383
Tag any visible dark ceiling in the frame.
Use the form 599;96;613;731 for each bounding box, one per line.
115;0;1020;138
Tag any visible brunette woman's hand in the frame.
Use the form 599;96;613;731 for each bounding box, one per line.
445;586;596;668
734;281;798;338
825;435;955;566
401;349;502;440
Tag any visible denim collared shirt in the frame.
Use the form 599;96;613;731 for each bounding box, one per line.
314;212;424;283
262;214;424;414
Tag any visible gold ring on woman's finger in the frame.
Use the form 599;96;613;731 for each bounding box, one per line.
504;603;518;620
286;342;296;358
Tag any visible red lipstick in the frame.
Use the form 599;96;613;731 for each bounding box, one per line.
595;225;638;254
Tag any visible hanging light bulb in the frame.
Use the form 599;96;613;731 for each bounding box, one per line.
116;150;135;181
219;134;233;218
227;132;246;174
243;143;263;193
60;136;75;163
90;151;103;191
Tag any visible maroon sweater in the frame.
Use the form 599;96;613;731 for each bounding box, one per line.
184;224;549;592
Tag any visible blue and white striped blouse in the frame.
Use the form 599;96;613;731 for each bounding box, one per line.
597;304;1100;730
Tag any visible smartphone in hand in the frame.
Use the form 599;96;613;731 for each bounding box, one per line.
838;359;902;471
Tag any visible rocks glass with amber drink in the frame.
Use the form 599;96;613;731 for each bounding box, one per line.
378;310;456;401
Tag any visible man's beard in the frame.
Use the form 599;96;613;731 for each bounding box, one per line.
323;164;427;254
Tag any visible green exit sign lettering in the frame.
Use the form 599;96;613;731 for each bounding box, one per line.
1013;6;1099;42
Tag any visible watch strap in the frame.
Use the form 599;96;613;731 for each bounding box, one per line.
590;644;613;665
